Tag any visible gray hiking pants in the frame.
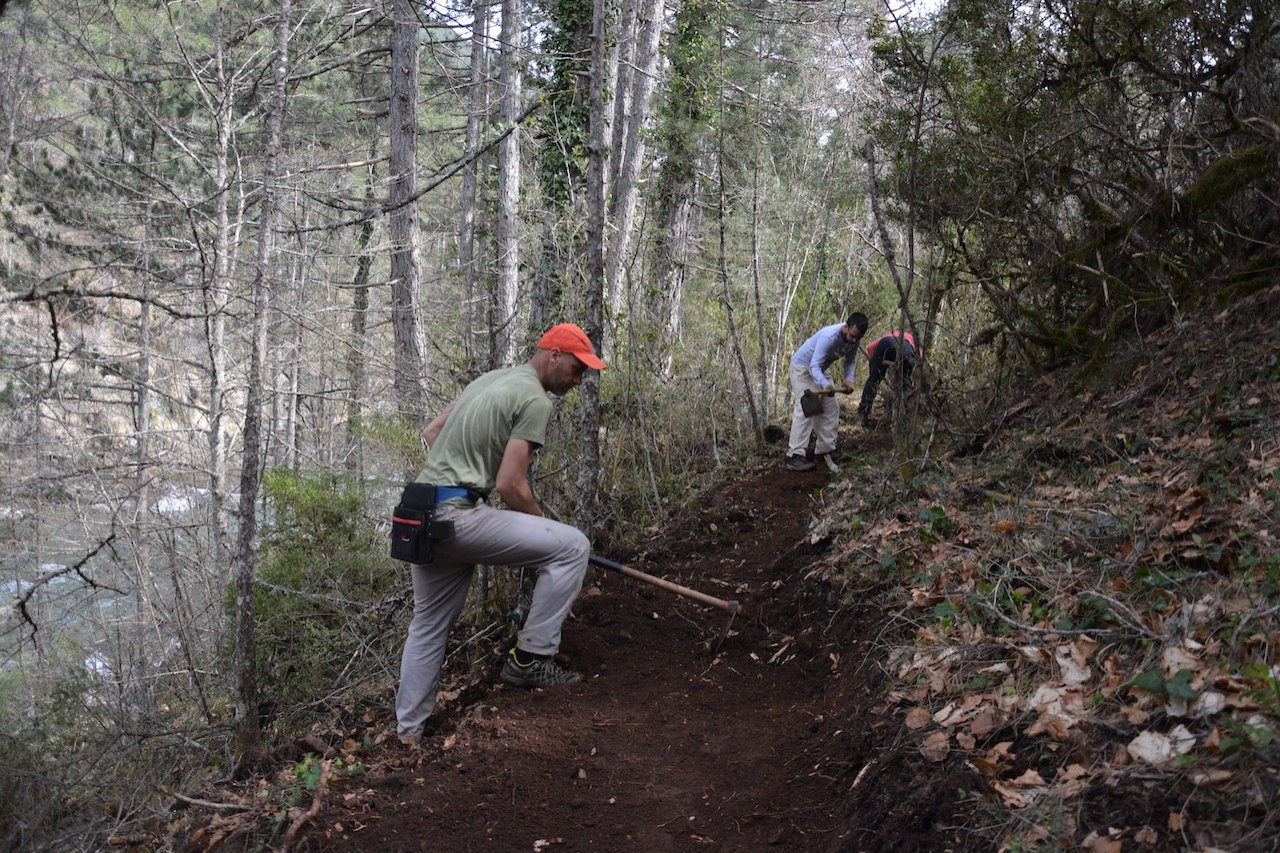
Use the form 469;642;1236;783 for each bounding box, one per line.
396;501;590;740
787;360;839;458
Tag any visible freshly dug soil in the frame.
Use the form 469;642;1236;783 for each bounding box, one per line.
289;433;982;852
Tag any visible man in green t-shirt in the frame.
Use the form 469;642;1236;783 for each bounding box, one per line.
396;323;606;747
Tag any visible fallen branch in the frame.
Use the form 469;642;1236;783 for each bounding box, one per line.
976;488;1119;524
1078;591;1165;641
155;785;252;813
1230;601;1280;647
973;600;1115;637
972;597;1160;641
106;834;152;846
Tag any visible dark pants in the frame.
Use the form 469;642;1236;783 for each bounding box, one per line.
859;338;916;417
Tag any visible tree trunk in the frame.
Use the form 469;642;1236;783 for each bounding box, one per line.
604;0;665;341
653;193;695;375
650;0;717;375
716;78;757;433
495;0;522;367
459;0;490;364
527;227;567;348
0;2;34;181
574;0;608;534
232;0;292;768
205;15;236;574
389;0;427;420
606;0;639;198
345;161;377;478
749;142;768;427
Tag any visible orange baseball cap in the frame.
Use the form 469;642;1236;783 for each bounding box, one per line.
538;323;606;370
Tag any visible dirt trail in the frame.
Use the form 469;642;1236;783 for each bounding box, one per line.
292;438;926;852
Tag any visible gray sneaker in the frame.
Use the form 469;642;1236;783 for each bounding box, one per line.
500;653;582;689
785;454;815;472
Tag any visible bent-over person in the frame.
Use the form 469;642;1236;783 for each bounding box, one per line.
395;323;605;747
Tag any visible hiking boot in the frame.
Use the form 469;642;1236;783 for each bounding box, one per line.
818;453;841;474
785;454;815;472
500;653;582;689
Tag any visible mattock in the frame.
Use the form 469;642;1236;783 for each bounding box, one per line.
588;554;741;654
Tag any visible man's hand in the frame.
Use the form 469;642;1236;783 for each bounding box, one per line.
842;380;857;393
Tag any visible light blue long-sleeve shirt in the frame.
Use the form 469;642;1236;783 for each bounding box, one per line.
791;323;859;389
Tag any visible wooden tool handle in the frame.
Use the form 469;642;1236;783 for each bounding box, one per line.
589;555;739;614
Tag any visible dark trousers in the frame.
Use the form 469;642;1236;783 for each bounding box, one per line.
859;338;916;416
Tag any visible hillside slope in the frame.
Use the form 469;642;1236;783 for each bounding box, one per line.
170;285;1278;852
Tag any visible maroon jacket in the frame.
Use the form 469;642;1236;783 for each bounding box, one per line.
866;331;917;359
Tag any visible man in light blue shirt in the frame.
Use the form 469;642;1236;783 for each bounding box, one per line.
785;312;868;471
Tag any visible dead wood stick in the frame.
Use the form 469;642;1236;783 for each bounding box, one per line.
155;785;251;812
281;760;331;851
978;489;1116;524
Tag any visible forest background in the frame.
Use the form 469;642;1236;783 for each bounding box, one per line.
0;0;1276;848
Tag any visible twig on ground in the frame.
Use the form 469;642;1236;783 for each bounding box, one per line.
280;759;331;851
1078;591;1165;641
155;785;251;813
973;599;1138;639
1230;601;1280;647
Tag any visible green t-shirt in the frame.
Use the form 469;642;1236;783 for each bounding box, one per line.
418;363;552;497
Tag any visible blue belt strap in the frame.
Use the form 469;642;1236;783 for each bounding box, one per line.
435;485;480;503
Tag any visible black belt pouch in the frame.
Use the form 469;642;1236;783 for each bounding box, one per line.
391;483;438;563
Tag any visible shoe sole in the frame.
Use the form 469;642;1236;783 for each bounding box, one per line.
499;668;581;689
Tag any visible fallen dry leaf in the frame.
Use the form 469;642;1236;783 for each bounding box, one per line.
1081;831;1122;853
1119;705;1150;725
905;707;932;730
971;755;1001;775
991;781;1030;808
1058;763;1088;781
1162;644;1201;674
934;702;969;727
1055;646;1092;685
971;741;1016;775
910;587;936;607
1008;769;1046;787
969;706;1001;738
1127;730;1173;765
989;741;1015;759
920;731;950;763
1196;690;1226;715
1019;645;1051;664
1026;712;1072;741
1170;724;1196;754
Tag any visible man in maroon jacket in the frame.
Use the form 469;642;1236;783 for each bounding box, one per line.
858;329;917;424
